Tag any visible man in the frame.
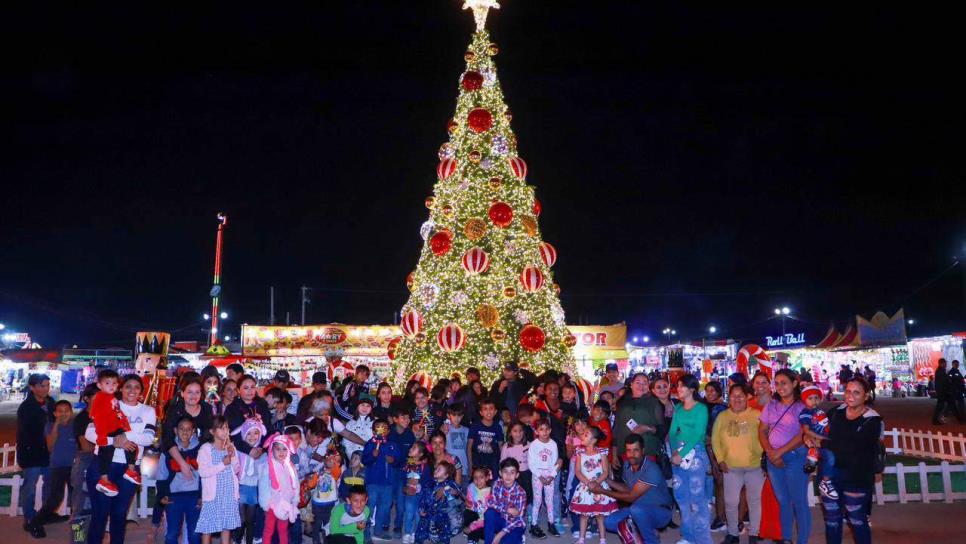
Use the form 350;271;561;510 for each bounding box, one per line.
16;374;56;528
950;360;966;419
864;366;877;402
597;363;625;399
490;362;534;417
933;359;964;424
799;366;814;385
453;367;482;424
589;434;672;544
297;371;329;416
335;364;370;420
225;363;245;384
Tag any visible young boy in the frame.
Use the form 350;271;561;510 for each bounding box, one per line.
27;400;77;537
800;385;838;500
270;390;297;435
327;486;370;544
388;407;415;537
468;400;503;482
363;418;401;541
515;406;536;442
527;420;561;538
484;458;526;544
338;451;366;500
156;417;202;544
309;450;342;544
90;369;140;496
443;405;470;482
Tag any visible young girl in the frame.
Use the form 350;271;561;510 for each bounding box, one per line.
344;398;374;458
258;433;300;544
233;418;267;544
403;441;433;544
415;461;464;544
566;417;589;536
338;450;366;499
499;422;532;522
462;467;491;544
570;427;617;544
195;416;242;544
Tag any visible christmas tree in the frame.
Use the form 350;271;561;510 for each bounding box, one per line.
391;1;576;386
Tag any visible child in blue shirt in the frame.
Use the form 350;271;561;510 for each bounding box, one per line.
362;418;401;540
800;385;837;500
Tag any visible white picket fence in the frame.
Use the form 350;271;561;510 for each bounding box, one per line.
883;428;966;462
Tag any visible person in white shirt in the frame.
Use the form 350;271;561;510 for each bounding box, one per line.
527;420;562;537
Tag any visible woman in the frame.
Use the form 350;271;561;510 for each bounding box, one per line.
163;378;214;473
758;369;809;544
651;375;676;431
226;374;273;459
612;372;663;464
219;378;239;415
429;431;463;486
812;376;882;544
84;374;157;544
668;374;712;544
703;380;728;531
748;371;772;412
372;382;396;421
712;384;764;544
201;372;226;416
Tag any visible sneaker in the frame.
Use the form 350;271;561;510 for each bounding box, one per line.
738;521;745;534
28;524;46;539
572;531;580;539
711;517;726;532
372;533;391;541
124;468;142;485
402;534;414;544
675;540;691;544
95;479;119;497
253;539;263;544
529;526;547;540
819;479;839;501
547;524;561;537
555;521;567;534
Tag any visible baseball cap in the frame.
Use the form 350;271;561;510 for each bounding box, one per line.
605;363;619;372
504;361;519;372
274;370;291;382
312;371;327;385
27;374;50;386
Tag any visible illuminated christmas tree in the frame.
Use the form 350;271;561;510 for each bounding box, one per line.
391;1;576;385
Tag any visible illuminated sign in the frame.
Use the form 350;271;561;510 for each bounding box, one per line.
765;333;806;348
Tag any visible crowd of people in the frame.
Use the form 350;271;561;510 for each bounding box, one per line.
14;359;886;544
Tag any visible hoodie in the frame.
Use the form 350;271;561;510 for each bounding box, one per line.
157;435;201;495
361;436;401;486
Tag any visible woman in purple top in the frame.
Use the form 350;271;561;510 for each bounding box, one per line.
757;369;809;544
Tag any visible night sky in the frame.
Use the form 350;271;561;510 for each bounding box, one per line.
3;1;964;348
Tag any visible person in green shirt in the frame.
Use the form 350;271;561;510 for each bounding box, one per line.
612;373;664;464
327;486;370;544
668;374;712;544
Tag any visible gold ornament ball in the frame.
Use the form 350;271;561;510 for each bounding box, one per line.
425;196;436;209
464;218;487;241
488;177;502;190
503;286;517;298
468;150;482;163
553;283;561;296
476;304;500;329
521;216;538;236
464;50;476;62
441;204;454;217
563;334;577;348
491;329;507;342
505;110;513;121
406;271;416;291
414;332;427;343
487;43;499;56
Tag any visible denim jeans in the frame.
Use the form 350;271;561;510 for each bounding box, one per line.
70;453;94;518
402;493;419;535
21;465;51;522
391;478;405;532
670;445;712;544
368;484;393;536
165;492;201;544
86;461;139;544
32;465;71;526
483;508;524;544
767;446;811;544
821;486;872;544
604;501;672;544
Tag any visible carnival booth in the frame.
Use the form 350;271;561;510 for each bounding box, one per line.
0;349;66;397
908;334;965;385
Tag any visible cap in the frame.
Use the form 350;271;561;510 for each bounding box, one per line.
801;385;822;402
605;362;619;372
504;361;519;372
312;371;327;385
274;370;290;383
27;374;50;386
356;397;373;407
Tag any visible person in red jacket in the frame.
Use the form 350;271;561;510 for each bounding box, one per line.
90;369;141;496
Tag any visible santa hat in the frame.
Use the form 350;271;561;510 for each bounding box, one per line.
800;385;822;402
262;433;298;491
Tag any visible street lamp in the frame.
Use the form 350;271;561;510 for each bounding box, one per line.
203;313;210;320
0;323;5;331
224;335;231;342
907;319;915;325
643;336;649;343
220;312;228;320
708;326;717;334
774;306;792;335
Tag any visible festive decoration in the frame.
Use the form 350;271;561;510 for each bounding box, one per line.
520;216;538;236
487;43;499;56
488;177;502;190
414;331;427;343
425;196;436;209
401;310;423;338
483;353;500;370
464;218;487;241
563;333;577;348
491;329;506;342
476;304;499;328
461;247;490;275
519;324;545;352
553;283;561;295
519;266;544;292
513;309;530;325
464;50;476;62
467;108;493;133
468;150;482;163
539;242;557;267
532;198;542;217
430;230;453;256
437;158;458;180
437;323;466;352
406;271;416;291
447;118;458;134
419;283;440;308
509;156;527;179
387;337;401;360
419;219;435;241
410;371;433;390
491;135;510;155
737;344;772;379
441;204;454;217
438;143;455;160
488;201;513;227
451;290;470;306
503;286;517;298
462;71;484;91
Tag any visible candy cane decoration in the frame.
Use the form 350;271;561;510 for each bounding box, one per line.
737;344;772;380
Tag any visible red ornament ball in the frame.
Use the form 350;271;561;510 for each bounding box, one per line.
462;71;484;91
539;242;557;267
461;247;490;275
430;231;453;256
519;324;546;353
386;337;401;360
437;158;457;180
401;310;423;337
509;156;527;179
437;323;466;352
520;266;545;292
447;118;458;134
488;201;513;228
467;108;493;133
532;198;542;217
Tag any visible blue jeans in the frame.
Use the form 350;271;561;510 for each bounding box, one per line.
165;493;201;544
86;461;139;544
483;509;524;544
767;446;811;544
821;486;872;544
604;502;672;544
671;446;712;544
21;466;50;522
391;478;405;532
402;493;419;535
368;484;393;536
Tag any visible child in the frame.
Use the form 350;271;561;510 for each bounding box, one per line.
344;398;374;459
259;433;300;544
569;427;617;544
499;408;512;439
338;450;366;500
388;407;415;538
565;417;589;536
499;423;532;529
416;461;464;544
157;416;202;544
363;418;401;541
589;401;613;461
467;400;503;483
515;406;536;442
483;458;526;544
196;416;242;544
527;420;561;538
327;486;370;544
269;391;297;435
598;391;617;425
233;418;267;544
431;432;464;486
309;449;342;544
462;467;491;544
442;405;470;482
90;369;140;495
800;385;838;500
27;400;77;536
402;441;433;544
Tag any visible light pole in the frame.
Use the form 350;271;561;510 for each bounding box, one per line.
662;328;676;344
774;306;791;335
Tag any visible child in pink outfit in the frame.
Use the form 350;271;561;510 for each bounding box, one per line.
258;433;299;544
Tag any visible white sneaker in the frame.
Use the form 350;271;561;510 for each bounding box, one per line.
403;534;414;544
572;531;580;539
675;540;691;544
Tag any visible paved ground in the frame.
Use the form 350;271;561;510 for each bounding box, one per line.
0;501;961;544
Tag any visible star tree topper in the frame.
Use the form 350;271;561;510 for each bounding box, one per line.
463;0;500;31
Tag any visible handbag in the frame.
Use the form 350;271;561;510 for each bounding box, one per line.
761;402;796;471
657;442;674;480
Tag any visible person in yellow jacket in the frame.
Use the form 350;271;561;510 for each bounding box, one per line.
711;384;765;544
